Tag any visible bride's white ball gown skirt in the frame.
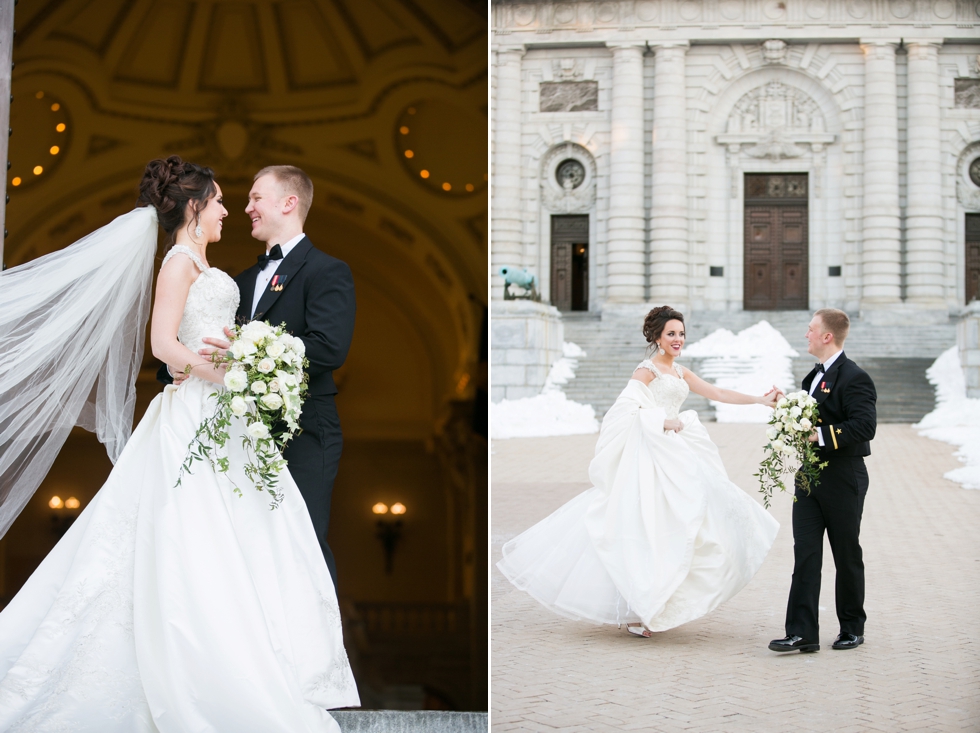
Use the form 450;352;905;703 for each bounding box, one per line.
0;247;358;732
497;362;780;632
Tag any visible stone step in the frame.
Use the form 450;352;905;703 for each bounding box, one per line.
333;711;487;733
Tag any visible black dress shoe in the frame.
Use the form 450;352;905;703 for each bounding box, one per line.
831;633;864;650
768;635;819;653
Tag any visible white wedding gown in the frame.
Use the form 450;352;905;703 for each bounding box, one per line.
0;246;359;732
497;361;780;631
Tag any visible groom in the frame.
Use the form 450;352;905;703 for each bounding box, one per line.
204;166;355;586
769;308;876;654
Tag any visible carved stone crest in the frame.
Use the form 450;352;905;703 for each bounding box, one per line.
716;81;834;158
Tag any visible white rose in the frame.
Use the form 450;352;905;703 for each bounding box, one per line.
766;427;778;441
246;421;270;439
230;395;247;416
241;321;273;343
800;418;812;430
777;397;788;408
791;422;803;432
279;334;296;350
251;380;267;395
224;370;248;392
771;439;784;451
782;443;795;456
291;337;306;357
266;341;286;358
268;379;281;393
261;393;284;411
790;406;802;418
256;358;276;374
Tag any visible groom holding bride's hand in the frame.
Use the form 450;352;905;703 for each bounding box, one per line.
769;309;877;654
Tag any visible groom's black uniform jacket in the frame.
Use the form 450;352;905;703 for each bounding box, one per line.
158;237;355;585
787;351;877;641
802;353;876;458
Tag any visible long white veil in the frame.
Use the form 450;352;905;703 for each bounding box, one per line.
0;206;159;538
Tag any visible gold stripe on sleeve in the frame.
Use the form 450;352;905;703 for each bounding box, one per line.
830;426;838;450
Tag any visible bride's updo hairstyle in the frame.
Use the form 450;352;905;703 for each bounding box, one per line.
136;155;217;244
643;305;685;347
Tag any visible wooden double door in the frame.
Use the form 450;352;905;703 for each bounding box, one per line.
968;214;980;304
743;174;809;311
551;215;589;312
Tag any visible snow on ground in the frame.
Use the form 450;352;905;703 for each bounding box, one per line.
683;320;798;423
490;342;600;440
913;347;980;490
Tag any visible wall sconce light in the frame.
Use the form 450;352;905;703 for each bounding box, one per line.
372;501;406;574
49;495;81;537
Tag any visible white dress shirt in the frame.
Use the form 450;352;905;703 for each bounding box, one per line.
251;233;305;317
808;348;843;446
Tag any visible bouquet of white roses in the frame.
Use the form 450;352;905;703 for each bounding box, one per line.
754;390;828;508
177;320;309;508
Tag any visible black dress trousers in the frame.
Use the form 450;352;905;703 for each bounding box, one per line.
785;456;869;641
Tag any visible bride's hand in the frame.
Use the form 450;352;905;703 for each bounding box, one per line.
760;386;782;408
664;419;684;433
199;327;235;360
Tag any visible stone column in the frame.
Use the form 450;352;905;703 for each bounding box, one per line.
605;42;647;303
491;45;525;301
860;40;902;306
905;40;946;307
649;42;690;306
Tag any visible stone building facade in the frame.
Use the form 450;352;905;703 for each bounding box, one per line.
491;0;980;324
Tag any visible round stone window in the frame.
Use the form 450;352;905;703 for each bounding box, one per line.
970;157;980;188
556;159;586;190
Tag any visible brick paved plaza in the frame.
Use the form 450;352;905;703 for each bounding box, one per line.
491;425;980;732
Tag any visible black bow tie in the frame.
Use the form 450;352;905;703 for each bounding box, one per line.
257;244;283;268
814;362;825;372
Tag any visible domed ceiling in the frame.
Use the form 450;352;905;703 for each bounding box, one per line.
6;0;487;436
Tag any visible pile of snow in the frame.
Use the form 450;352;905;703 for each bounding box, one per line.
490;342;600;440
683;321;798;423
913;347;980;490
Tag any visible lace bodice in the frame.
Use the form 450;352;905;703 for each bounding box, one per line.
161;246;240;352
635;360;690;418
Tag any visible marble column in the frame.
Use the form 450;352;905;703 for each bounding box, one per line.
605;42;647;303
649;42;690;306
860;40;902;306
491;45;525;301
905;40;946;307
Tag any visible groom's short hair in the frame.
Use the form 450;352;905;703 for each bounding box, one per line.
815;308;850;345
255;165;314;222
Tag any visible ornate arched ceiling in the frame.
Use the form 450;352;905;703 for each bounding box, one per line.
5;0;487;437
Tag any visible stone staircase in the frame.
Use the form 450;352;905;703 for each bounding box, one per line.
333;711;486;732
561;310;955;423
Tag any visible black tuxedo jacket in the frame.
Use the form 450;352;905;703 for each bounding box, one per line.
802;352;877;458
237;237;355;397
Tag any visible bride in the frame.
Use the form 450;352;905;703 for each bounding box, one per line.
497;306;781;637
0;158;358;730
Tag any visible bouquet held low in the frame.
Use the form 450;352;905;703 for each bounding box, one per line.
178;320;309;508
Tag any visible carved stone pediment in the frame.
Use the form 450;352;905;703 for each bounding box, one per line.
715;82;835;157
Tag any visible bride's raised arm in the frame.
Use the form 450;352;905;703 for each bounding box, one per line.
682;368;779;408
150;255;226;385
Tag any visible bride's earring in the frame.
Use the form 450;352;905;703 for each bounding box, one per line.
658;343;665;356
194;218;203;239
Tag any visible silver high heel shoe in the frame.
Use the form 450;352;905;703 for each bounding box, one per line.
626;623;654;638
